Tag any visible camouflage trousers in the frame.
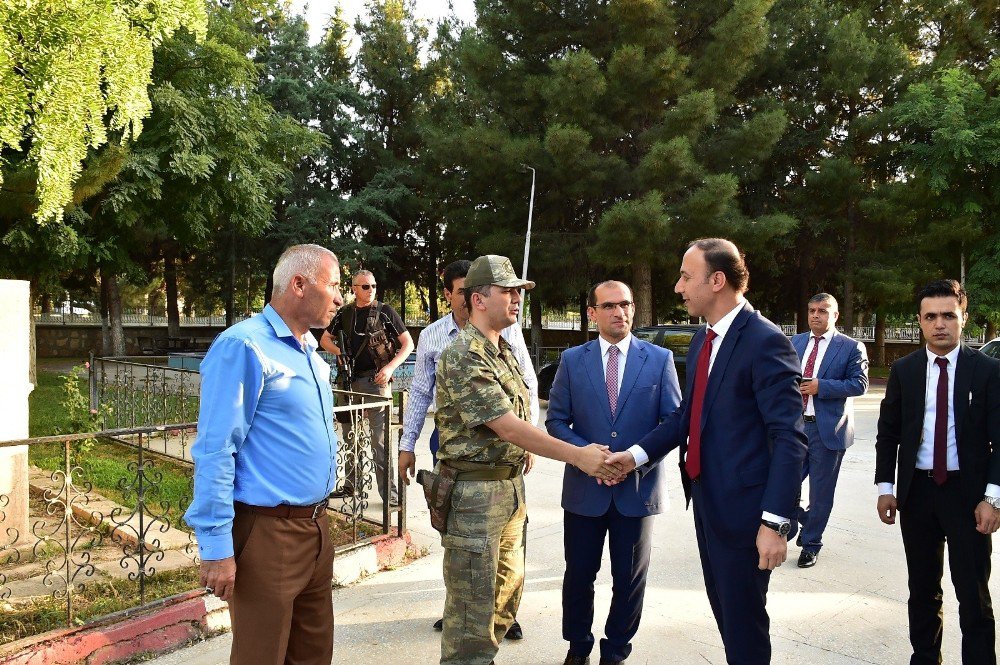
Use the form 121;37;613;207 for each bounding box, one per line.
440;474;527;665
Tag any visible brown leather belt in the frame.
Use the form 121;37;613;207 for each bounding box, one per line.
234;500;329;519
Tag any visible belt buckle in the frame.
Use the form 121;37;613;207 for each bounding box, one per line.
311;501;328;519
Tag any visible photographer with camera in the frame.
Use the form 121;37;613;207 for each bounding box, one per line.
321;270;414;505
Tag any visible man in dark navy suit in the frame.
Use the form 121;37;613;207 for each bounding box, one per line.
791;293;869;568
547;280;682;665
876;279;1000;664
604;238;807;664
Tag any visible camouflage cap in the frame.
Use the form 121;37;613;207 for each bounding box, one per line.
465;255;535;290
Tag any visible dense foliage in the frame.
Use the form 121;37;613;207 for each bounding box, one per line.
2;0;999;349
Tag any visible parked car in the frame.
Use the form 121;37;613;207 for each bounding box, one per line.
980;338;1000;359
536;324;701;400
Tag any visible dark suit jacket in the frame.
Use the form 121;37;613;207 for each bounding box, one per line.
634;303;808;543
875;344;1000;510
792;332;869;450
546;337;682;518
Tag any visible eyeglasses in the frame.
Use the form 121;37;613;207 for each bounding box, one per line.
596;301;633;311
354;284;376;290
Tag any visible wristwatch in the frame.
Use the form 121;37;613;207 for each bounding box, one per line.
760;518;791;536
983;496;1000;511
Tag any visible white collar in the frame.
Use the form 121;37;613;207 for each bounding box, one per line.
925;344;961;367
446;312;465;336
708;299;747;340
810;329;836;342
598;333;632;358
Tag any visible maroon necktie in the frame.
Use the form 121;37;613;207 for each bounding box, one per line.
686;329;718;480
606;345;619;416
933;356;949;485
802;336;821;411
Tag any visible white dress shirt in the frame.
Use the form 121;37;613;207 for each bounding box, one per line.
877;344;1000;499
598;333;632;395
625;301;788;523
800;330;835;416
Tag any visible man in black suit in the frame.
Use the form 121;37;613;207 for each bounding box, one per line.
875;279;1000;664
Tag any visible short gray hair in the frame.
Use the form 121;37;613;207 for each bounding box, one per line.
272;244;339;297
809;293;839;310
352;269;375;284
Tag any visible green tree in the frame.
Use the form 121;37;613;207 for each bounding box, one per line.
440;0;791;332
0;0;207;224
894;64;1000;335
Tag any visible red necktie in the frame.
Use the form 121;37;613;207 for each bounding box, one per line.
686;329;718;480
606;345;619;416
933;356;949;485
802;336;821;411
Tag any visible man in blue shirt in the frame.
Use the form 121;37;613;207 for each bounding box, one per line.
185;243;344;664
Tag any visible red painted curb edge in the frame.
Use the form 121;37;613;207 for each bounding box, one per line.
0;531;414;664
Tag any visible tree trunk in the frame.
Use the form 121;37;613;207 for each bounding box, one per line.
164;248;181;337
874;308;886;367
100;275;110;354
147;287;162;318
226;229;236;328
399;283;407;323
428;269;439;321
842;200;856;336
798;239;813;333
100;266;126;356
578;292;589;344
632;260;653;328
987;320;997;341
530;291;543;363
39;292;52;313
264;272;274;306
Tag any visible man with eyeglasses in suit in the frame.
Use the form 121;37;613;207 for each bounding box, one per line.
322;270;414;505
547;280;681;665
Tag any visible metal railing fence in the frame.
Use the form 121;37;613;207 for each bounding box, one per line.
777;324;986;344
0;358;407;644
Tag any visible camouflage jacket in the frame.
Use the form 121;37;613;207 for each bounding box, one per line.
434;323;529;465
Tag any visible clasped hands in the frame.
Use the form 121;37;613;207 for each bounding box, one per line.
573;445;636;485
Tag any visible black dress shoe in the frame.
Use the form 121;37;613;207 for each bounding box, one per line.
797;550;818;568
433;618;443;631
795;534;802;547
563;654;590;665
505;620;523;640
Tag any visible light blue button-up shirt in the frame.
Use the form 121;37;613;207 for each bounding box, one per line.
184;305;338;560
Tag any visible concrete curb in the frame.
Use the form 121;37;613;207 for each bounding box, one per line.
0;531;416;664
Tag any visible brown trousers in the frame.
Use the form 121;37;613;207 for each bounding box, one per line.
229;508;335;665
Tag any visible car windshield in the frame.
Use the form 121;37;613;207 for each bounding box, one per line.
633;329;659;343
981;340;1000;359
661;332;694;355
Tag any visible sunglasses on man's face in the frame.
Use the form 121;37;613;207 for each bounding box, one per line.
354;284;376;290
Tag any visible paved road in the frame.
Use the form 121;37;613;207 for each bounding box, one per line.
151;387;996;664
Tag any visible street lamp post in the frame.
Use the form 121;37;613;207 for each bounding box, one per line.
519;164;536;323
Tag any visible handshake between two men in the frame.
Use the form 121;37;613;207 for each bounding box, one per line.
568;444;636;486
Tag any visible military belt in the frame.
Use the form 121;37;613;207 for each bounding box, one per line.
442;460;523;481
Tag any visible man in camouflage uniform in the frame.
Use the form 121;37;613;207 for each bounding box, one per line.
434;255;621;665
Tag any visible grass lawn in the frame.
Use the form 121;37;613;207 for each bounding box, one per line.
29;369;77;437
0;567;201;644
29;364;195;528
868;365;890;379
